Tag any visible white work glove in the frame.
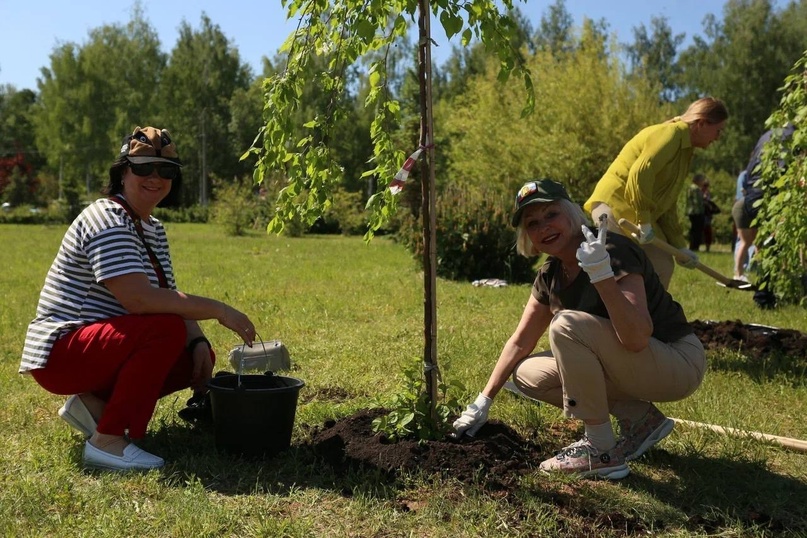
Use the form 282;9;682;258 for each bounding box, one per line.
452;393;492;438
675;248;699;269
577;224;614;283
631;223;656;245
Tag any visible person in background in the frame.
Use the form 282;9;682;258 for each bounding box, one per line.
453;179;705;480
731;170;755;264
20;126;257;472
701;178;717;252
732;170;746;255
585;97;729;288
732;124;795;282
685;174;706;252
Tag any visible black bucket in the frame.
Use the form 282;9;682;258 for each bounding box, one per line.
207;372;304;457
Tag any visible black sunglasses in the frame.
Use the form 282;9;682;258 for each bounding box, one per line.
129;162;180;180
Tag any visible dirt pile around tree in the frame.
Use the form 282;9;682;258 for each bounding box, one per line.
310;321;807;486
311;408;541;488
304;319;804;535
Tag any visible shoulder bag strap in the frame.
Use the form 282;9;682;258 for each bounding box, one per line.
108;196;169;289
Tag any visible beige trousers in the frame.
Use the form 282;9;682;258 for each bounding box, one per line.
589;203;674;289
512;311;705;424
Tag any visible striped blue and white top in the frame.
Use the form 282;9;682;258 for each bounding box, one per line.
20;197;176;372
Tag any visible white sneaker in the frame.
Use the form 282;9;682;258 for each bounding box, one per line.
83;441;164;471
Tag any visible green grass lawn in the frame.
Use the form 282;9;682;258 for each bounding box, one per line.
1;223;805;537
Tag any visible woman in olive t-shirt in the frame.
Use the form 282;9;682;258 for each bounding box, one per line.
452;179;705;480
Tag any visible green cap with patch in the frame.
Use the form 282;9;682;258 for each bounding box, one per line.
511;179;571;227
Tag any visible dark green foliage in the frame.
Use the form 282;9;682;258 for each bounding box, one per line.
0;158;37;207
533;0;574;54
625;16;686;102
58;176;84;223
319;188;369;236
676;0;807;172
753;51;807;306
0;87;43;208
396;185;538;283
152;205;210;223
160;14;253;206
371;357;466;443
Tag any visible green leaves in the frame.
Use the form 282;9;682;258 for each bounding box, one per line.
754;51;807;306
439;9;464;39
371;357;465;442
256;0;534;236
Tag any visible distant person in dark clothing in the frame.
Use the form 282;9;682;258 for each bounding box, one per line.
685;174;706;252
701;178;719;252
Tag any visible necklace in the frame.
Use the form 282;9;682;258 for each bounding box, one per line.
560;262;580;285
557;261;571;285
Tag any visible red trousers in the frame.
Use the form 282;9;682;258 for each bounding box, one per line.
31;314;216;438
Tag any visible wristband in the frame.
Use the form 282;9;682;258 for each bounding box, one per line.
187;336;211;354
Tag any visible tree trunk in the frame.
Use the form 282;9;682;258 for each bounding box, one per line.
417;0;438;421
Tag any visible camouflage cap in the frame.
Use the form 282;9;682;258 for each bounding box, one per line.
119;126;182;166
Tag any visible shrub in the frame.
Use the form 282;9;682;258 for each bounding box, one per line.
395;185;537;283
754;52;807;306
153;204;210;223
0;204;62;224
210;177;259;236
318;188;369;236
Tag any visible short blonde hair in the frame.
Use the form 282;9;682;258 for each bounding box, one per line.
514;199;590;257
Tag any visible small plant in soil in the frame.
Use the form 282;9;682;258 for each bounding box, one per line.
371;357;466;443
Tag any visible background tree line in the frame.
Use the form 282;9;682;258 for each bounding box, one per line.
1;0;805;250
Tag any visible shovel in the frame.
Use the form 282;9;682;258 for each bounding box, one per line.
617;219;757;291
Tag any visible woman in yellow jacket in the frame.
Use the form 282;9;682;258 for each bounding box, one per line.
585;97;728;288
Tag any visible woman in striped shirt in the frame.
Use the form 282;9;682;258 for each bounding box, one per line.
21;126;257;471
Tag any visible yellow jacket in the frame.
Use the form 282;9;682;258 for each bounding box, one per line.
584;121;693;249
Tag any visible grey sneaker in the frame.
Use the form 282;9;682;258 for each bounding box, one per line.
539;437;630;480
618;405;674;461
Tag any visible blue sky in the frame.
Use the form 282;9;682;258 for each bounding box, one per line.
1;0;729;91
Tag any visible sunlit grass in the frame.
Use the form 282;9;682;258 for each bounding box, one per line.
1;224;805;537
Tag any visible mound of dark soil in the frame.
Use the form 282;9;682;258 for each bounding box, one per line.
311;408;582;489
311;408;534;487
310;321;807;487
691;319;807;360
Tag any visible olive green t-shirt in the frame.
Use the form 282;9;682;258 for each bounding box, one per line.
532;231;692;343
